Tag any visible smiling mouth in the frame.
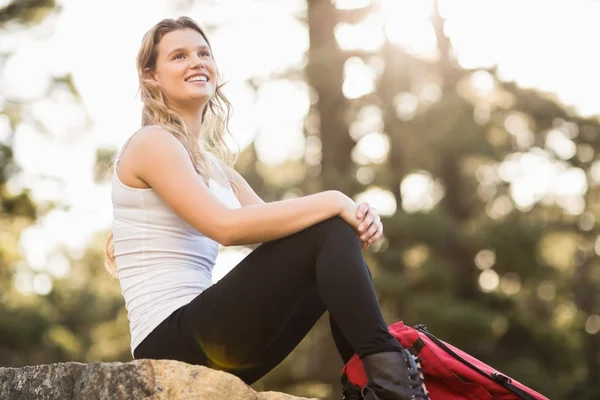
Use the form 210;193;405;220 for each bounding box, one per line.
185;76;209;83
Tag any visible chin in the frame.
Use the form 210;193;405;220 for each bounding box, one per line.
189;93;213;104
189;87;214;97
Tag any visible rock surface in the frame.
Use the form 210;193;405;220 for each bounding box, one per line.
0;359;318;400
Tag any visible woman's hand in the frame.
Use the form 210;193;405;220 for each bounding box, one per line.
355;202;383;251
336;192;362;231
334;192;383;251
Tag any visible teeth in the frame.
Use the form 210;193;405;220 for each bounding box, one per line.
186;76;208;82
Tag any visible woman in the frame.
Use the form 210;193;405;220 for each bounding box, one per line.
106;16;428;400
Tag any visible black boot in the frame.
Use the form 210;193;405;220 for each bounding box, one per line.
361;350;429;400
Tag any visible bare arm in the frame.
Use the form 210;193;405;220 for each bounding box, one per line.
224;193;344;246
129;126;352;247
219;163;386;251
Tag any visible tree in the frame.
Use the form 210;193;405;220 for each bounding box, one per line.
3;1;599;399
0;0;130;367
250;1;600;399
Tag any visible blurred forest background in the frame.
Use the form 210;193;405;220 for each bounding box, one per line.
1;0;600;399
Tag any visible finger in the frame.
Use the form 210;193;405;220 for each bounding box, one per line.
358;211;376;233
356;202;369;219
370;226;382;243
359;213;379;237
369;223;384;244
360;203;375;218
361;221;379;241
364;224;382;246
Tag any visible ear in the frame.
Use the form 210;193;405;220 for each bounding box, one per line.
143;67;157;82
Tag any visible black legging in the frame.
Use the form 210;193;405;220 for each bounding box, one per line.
133;216;403;384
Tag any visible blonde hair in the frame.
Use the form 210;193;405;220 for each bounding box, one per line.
104;16;239;278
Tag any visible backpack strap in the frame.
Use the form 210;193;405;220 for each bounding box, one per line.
414;325;539;400
490;373;539;400
407;337;426;357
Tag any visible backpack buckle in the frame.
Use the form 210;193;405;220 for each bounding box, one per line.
492;372;512;384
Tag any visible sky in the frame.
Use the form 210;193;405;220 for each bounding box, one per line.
2;0;600;294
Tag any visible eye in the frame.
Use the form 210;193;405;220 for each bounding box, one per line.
200;51;211;57
173;53;185;60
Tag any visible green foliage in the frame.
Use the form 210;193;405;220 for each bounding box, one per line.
0;0;55;25
0;0;131;369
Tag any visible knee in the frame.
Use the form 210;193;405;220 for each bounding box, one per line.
311;216;358;242
288;217;358;251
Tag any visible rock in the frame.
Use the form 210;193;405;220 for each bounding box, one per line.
0;359;318;400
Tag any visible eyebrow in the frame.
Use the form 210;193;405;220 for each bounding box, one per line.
167;45;211;57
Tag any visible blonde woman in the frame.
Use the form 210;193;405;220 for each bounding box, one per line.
107;16;428;400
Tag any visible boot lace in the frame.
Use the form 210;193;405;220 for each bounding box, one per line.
407;355;429;399
357;351;430;400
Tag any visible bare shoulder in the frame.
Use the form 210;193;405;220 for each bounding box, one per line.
130;125;184;153
129;126;192;165
117;125;190;188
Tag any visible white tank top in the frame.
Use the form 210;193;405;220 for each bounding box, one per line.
111;133;241;355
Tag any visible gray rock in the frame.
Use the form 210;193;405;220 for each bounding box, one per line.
0;359;318;400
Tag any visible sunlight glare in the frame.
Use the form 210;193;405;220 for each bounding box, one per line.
546;129;577;160
343;57;377;99
470;71;495;94
354;132;389;164
356;166;375;185
486;195;513;219
0;114;9;143
305;135;322;166
222;82;259;149
335;15;384;52
20;227;52;271
381;0;438;60
586;315;600;335
479;269;499;292
2;37;53;101
418;82;442;104
31;90;89;139
254;80;309;165
400;172;444;213
349;105;384;141
47;253;72;279
14;271;34;294
333;0;371;9
33;273;53;296
394;92;419;120
440;0;600;117
5;0;600;265
354;187;397;216
475;249;496;270
500;272;521;296
499;150;588;213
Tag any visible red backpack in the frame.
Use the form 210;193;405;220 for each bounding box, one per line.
341;321;549;400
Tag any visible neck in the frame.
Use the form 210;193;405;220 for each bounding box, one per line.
179;109;204;140
172;100;208;140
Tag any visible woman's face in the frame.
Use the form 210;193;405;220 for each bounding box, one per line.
151;28;217;109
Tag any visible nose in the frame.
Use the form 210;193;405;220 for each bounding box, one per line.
189;53;206;69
